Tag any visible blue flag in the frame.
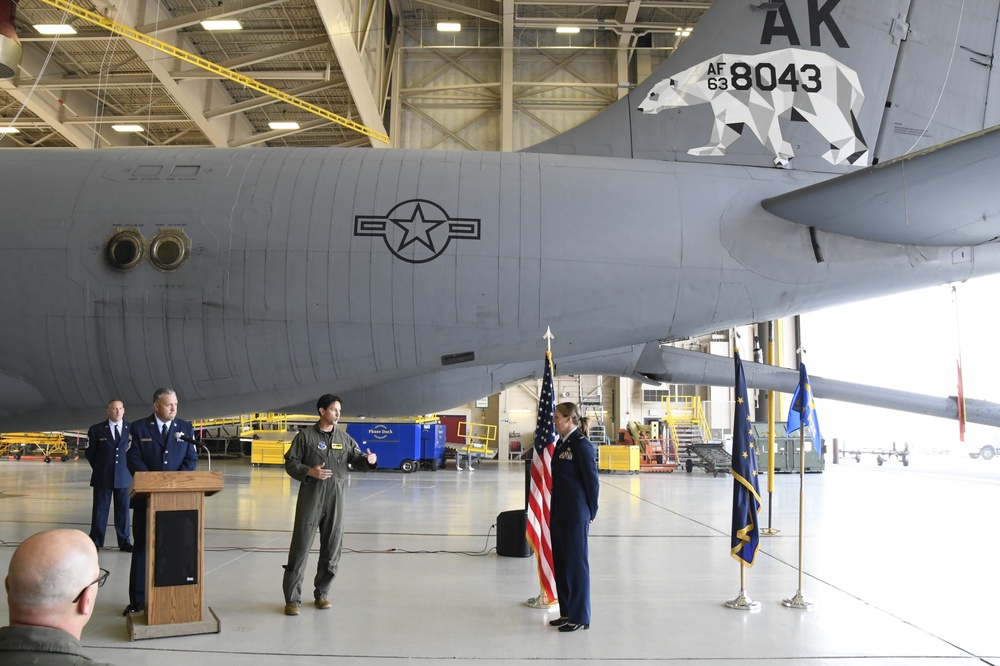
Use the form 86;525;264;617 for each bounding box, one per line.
787;362;822;449
731;351;761;567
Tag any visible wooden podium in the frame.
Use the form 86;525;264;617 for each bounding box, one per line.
126;470;224;641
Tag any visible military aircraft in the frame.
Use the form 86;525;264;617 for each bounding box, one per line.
2;0;1000;431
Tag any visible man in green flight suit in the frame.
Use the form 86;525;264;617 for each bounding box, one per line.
282;394;378;616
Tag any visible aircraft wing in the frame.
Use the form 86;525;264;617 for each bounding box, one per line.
762;124;1000;246
631;344;1000;429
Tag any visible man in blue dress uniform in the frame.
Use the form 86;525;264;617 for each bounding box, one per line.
85;399;133;552
123;388;198;616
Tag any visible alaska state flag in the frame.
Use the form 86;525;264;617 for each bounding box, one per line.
787;362;822;448
731;351;762;566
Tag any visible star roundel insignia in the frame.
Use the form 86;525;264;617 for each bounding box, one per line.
354;199;482;264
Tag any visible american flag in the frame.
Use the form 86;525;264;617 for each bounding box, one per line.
526;350;557;603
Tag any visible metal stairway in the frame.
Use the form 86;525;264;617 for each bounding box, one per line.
580;375;608;445
663;396;731;476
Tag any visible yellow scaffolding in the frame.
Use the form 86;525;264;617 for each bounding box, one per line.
1;432;70;462
447;421;497;469
34;0;390;145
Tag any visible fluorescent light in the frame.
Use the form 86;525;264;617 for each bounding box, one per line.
268;121;300;130
34;24;77;35
0;127;20;134
437;22;461;32
555;26;580;34
112;124;144;133
201;20;243;31
675;27;692;37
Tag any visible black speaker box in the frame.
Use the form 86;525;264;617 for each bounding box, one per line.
496;509;531;558
154;509;199;587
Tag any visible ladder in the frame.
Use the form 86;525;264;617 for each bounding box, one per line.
579;375;607;445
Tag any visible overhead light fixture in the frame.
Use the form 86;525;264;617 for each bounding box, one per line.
201;20;243;31
34;24;77;35
675;27;692;37
437;22;461;32
268;121;300;130
556;26;580;34
0;127;20;134
112;124;144;133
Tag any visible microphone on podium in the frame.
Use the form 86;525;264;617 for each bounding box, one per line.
175;432;200;445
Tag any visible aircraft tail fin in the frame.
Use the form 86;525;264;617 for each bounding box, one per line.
525;0;1000;173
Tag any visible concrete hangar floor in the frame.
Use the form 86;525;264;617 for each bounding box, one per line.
1;451;997;665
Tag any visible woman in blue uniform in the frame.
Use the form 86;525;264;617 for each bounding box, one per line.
548;402;600;632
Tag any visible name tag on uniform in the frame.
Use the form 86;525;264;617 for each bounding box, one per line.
332;442;344;450
141;438;152;442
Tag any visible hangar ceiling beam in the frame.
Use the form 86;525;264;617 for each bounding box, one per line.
36;0;389;145
378;11;400;116
17;71;332;88
501;0;513;151
0;43;126;148
87;0;255;147
136;0;288;34
205;79;344;118
173;70;330;80
214;36;330;70
518;0;709;7
614;0;641;99
313;0;389;148
414;0;500;23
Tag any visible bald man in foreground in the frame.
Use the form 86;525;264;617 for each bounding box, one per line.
0;529;116;665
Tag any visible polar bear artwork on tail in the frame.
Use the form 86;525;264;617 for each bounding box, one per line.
639;48;868;167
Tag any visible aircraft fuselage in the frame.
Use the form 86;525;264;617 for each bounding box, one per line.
0;147;991;429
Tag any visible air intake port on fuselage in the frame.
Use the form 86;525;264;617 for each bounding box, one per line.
148;229;191;272
104;228;146;272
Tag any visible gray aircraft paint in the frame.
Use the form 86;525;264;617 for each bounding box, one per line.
1;0;1000;430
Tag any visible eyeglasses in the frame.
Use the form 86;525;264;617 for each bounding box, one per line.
72;568;110;603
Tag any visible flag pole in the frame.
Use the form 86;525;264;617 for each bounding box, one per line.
725;562;760;611
761;320;780;537
527;327;558;610
783;349;813;610
952;286;967;443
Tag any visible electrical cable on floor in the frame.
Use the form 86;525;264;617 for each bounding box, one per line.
2;525;499;557
201;524;498;557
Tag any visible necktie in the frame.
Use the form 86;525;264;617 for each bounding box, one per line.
162;423;168;442
114;425;120;443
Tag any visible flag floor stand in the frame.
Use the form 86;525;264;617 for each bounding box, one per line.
724;589;760;611
782;592;813;609
724;566;760;611
526;591;557;609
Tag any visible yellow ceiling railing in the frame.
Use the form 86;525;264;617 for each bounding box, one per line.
35;0;390;145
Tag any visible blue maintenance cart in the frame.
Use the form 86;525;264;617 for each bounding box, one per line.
420;423;446;470
345;422;423;473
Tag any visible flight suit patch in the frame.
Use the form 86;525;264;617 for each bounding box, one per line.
318;441;327;450
332;443;343;450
